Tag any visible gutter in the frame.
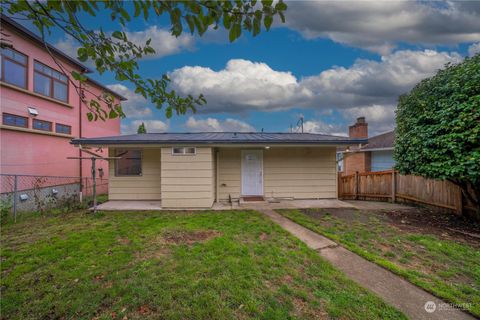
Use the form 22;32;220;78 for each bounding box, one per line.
71;139;369;146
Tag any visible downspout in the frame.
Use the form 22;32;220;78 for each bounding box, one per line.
216;149;220;204
78;76;83;202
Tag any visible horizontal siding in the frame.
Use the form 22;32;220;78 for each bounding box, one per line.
108;148;161;200
161;147;214;208
217;147;337;200
264;147;337;199
218;148;241;200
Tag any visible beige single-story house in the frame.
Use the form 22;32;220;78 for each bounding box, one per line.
72;133;366;208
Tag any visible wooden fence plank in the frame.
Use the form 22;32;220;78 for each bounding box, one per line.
338;170;473;214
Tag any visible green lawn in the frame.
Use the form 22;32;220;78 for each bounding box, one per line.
277;208;480;317
0;210;405;320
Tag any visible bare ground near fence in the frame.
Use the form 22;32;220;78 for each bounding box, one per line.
0;174;108;218
338;170;476;215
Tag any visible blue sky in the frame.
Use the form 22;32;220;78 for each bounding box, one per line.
34;1;480;136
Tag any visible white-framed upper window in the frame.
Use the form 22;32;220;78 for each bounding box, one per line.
172;147;196;155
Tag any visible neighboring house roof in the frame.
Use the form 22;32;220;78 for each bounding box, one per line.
337;130;394;153
72;132;368;146
1;15;126;101
361;130;395;151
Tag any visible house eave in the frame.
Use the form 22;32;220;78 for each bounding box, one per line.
72;140;368;148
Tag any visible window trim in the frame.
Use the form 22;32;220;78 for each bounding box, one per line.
55;123;72;135
1;48;28;89
33;60;69;103
2;113;28;128
32;118;53;132
114;149;143;177
171;147;197;156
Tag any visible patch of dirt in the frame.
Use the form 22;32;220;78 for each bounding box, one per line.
303;208;371;223
116;237;131;245
291;297;328;320
375;208;480;247
259;232;268;241
162;230;222;245
302;206;480;247
133;230;221;262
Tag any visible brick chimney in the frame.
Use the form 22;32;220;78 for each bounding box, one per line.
349;117;368;139
344;117;371;174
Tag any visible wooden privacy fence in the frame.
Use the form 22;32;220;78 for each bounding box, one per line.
338;170;475;214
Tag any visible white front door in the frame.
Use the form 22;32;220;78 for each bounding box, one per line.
241;150;263;196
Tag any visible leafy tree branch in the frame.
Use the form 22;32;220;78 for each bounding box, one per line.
0;0;287;121
394;54;480;220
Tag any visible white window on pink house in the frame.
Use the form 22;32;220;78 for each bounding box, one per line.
0;47;28;89
32;119;52;132
33;61;68;102
2;113;28;128
55;123;71;135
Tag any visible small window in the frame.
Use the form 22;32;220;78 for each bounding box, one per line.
115;149;142;176
33;119;52;132
55;123;71;135
172;147;196;155
1;48;28;88
33;61;68;102
2;113;28;128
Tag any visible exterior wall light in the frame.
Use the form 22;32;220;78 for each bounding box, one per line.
52;188;59;195
265;146;270;150
19;194;29;201
28;107;38;116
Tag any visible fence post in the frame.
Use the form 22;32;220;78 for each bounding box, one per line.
337;173;342;199
391;170;396;203
13;175;17;223
455;185;463;215
354;171;359;200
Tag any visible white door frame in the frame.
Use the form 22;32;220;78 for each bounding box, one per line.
241;150;264;196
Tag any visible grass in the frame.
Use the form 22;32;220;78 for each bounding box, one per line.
277;208;480;317
0;210;406;320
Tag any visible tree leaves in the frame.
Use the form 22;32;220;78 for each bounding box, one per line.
1;0;287;121
395;54;480;215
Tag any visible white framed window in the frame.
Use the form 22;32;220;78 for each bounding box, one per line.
172;147;196;155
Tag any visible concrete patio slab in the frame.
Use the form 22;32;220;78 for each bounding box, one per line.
258;208;475;320
346;200;413;210
213;199;356;210
95;201;162;211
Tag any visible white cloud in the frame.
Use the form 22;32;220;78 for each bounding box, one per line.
106;84;151;118
302;120;347;137
284;1;480;54
121;119;168;134
468;43;480;56
124;25;194;59
55;36;78;59
169;50;462;131
184;116;255;132
169;59;313;113
55;26;194;61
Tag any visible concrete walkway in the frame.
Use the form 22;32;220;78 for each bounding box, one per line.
260;209;475;320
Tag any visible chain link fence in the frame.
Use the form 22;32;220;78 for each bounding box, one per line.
0;174;108;220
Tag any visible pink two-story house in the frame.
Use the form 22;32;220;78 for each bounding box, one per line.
0;16;125;194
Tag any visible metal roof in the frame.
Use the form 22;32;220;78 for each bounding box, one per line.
71;132;367;146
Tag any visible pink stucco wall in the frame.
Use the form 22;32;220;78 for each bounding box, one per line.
0;23;121;184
